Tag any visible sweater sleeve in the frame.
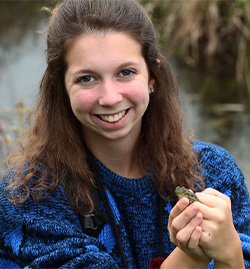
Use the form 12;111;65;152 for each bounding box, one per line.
194;141;250;268
0;173;118;269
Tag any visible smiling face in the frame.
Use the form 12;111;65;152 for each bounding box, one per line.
65;31;154;145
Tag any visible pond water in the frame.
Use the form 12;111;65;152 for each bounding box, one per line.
0;1;249;189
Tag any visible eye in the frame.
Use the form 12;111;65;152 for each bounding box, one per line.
78;75;94;83
119;69;135;77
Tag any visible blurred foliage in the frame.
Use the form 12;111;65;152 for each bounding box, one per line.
142;0;250;96
0;0;54;51
0;0;250;177
0;102;30;177
0;0;249;96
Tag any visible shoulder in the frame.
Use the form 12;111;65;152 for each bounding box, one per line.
192;140;233;159
1;165;67;202
191;140;247;196
192;140;239;171
0;170;80;233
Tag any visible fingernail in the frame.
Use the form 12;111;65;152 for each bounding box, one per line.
195;212;202;220
192;204;199;212
195;226;202;234
181;198;189;206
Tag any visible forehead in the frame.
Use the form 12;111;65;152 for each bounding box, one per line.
65;31;143;62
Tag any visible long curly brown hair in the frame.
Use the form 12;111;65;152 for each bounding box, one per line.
5;0;204;213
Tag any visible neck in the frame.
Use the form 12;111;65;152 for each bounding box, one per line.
84;133;144;179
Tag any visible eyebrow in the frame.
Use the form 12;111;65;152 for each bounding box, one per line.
118;61;140;70
71;61;140;77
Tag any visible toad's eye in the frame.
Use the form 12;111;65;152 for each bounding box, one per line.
119;69;135;77
78;75;94;83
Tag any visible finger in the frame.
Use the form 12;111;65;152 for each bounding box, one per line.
187;226;203;250
171;197;190;218
170;202;200;236
186;200;230;221
202;188;229;201
195;192;231;209
176;212;203;245
168;197;189;228
197;188;230;203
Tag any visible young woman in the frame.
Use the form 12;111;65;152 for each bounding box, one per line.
1;0;250;268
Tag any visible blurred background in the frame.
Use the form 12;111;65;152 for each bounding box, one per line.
0;0;249;188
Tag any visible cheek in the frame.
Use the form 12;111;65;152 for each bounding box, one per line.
126;83;150;105
69;92;96;115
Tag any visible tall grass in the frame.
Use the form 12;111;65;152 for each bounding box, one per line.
1;0;250;176
143;0;250;95
0;102;30;177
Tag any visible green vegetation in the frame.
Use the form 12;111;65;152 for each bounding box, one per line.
0;102;30;177
143;0;250;96
1;0;250;177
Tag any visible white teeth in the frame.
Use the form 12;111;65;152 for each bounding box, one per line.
99;110;126;123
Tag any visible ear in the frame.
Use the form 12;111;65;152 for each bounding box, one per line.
149;78;155;88
156;58;161;68
148;78;155;94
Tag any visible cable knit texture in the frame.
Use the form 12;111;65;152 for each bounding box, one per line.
1;141;250;268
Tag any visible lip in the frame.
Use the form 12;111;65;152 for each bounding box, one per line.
93;108;130;127
96;109;127;116
96;109;128;123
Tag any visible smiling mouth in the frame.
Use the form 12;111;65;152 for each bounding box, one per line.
97;109;127;123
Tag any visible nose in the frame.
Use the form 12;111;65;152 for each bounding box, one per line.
98;80;123;106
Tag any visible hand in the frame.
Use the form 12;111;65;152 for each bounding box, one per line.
195;188;244;268
168;197;211;265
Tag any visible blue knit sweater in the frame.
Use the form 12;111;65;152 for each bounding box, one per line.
1;141;250;268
